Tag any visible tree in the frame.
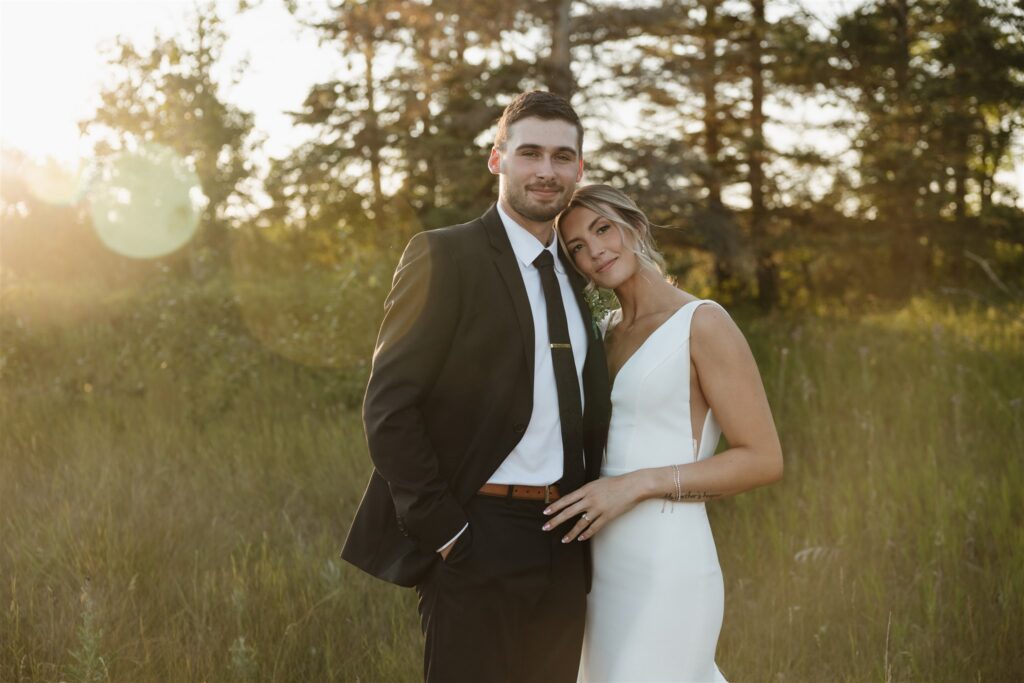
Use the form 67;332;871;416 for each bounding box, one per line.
277;0;534;252
830;0;1024;295
574;0;827;303
931;0;1024;218
81;3;257;275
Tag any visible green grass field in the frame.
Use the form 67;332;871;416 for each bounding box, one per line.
2;279;1022;682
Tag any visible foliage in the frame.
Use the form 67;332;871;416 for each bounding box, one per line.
826;0;1024;294
65;583;109;683
80;2;258;274
7;0;1022;309
274;0;533;251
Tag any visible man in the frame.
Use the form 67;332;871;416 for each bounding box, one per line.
341;91;611;683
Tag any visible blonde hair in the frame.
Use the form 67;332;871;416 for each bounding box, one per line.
554;184;667;288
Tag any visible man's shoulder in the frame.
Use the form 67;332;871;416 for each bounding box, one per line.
417;212;491;253
431;212;488;237
424;220;479;241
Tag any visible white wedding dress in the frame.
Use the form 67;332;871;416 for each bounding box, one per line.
580;300;728;683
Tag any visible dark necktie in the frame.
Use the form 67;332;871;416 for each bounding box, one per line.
533;250;586;492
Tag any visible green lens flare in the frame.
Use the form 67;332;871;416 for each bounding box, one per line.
88;143;205;259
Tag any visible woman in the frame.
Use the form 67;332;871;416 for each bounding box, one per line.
544;185;784;682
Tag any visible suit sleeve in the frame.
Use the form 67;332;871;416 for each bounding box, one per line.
362;230;467;554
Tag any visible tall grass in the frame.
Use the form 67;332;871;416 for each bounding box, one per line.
1;277;1021;681
715;299;1023;681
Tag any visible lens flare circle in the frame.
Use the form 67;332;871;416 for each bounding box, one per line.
88;143;205;259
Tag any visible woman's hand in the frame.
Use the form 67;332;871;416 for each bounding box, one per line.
542;472;649;543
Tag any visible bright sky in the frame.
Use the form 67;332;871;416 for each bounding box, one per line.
0;0;335;165
1;0;1021;204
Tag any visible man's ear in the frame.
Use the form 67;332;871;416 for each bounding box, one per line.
488;147;502;176
576;157;584;183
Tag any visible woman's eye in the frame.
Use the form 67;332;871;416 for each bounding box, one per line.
596;224;609;234
571;244;582;254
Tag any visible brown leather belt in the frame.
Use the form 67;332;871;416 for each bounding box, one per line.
478;483;561;503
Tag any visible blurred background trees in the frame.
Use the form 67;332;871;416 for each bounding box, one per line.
3;0;1022;316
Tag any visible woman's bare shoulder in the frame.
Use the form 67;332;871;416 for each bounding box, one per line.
690;301;747;355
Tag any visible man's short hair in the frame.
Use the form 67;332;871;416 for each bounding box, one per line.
494;91;584;155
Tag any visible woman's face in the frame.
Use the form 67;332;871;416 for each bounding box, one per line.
559;205;640;289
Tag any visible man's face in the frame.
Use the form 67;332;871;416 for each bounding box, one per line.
488;117;584;225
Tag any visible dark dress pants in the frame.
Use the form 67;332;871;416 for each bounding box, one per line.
415;493;587;683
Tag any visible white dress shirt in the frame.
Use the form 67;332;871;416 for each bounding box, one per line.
487;203;589;484
438;204;590;552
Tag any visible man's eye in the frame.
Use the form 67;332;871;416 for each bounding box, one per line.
556;154;573;162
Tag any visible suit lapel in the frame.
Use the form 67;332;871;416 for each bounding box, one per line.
482;205;535;378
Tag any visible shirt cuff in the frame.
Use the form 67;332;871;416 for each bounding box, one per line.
436;523;469;552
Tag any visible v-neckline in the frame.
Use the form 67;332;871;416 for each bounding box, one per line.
608;302;695;391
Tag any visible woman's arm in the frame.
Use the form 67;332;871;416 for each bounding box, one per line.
543;304;783;542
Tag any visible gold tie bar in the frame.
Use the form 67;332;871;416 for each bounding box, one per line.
550;343;572;349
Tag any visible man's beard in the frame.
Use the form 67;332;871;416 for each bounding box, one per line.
506;183;572;222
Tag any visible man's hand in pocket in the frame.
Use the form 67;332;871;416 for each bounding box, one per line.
438;526;470;562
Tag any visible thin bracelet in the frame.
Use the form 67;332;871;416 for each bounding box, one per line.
672;464;682;502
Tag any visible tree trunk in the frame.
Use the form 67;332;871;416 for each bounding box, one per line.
749;0;776;309
887;0;922;297
979;124;994;214
548;0;575;97
952;102;969;221
701;0;722;208
362;38;387;247
700;0;736;291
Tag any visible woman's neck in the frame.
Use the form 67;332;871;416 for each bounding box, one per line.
613;266;681;328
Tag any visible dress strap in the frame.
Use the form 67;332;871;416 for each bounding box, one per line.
678;299;727;462
677;299;727;342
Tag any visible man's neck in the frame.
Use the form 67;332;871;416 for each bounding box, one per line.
499;198;554;247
